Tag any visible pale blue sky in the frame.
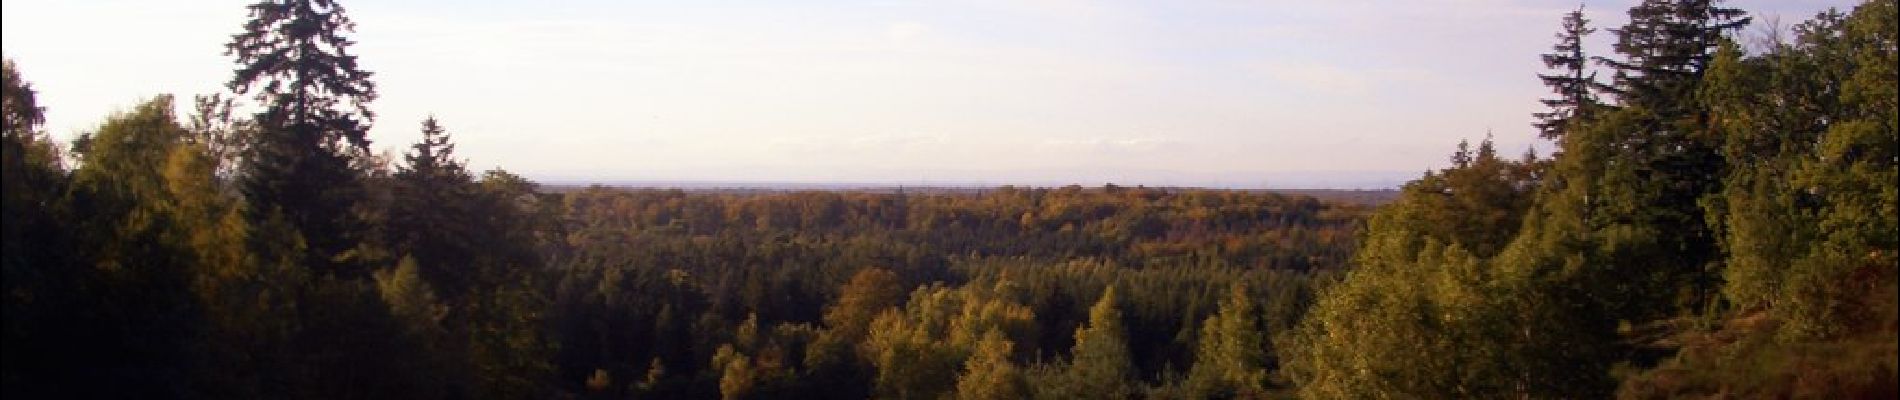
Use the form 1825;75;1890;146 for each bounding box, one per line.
1;0;1861;188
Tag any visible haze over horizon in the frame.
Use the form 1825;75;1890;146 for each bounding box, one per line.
1;0;1856;188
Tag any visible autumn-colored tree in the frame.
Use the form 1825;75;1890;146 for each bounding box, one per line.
956;329;1028;400
823;267;905;341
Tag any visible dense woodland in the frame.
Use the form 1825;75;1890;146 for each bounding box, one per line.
2;0;1894;398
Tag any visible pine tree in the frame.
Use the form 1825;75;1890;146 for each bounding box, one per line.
226;0;379;278
1535;6;1600;139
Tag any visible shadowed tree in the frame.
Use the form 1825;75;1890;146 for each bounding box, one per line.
226;0;379;278
1578;0;1749;319
390;116;478;296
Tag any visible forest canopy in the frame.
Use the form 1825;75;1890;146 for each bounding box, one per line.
2;0;1895;399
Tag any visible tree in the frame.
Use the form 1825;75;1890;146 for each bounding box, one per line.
1704;0;1898;339
1783;0;1896;339
820;267;904;343
376;257;447;337
1061;286;1134;400
0;59;65;282
1185;283;1268;398
1596;0;1750;107
226;0;380;278
1391;137;1543;259
715;344;758;400
956;329;1028;400
0;59;58;168
1282;135;1617;398
1;60;67;346
9;96;209;398
1535;6;1601;139
389;116;479;297
183;93;252;182
864;309;964;400
399;117;468;185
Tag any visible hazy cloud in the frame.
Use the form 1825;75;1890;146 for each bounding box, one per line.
886;21;929;43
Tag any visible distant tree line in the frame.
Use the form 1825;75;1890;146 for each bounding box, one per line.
3;0;1893;399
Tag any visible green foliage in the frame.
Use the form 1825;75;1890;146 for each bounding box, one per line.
956;329;1029;400
376;257;446;336
1185;283;1268;398
1536;6;1601;139
1284;137;1619;398
228;0;381;279
1051;286;1136;400
1598;0;1749;108
1776;0;1898;340
7;1;1367;396
1287;2;1896;399
864;309;966;400
1699;0;1896;341
1384;138;1543;258
389;117;480;295
855;281;1039;399
10;1;1892;398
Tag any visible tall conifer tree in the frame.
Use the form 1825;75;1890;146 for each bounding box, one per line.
1535;7;1600;139
391;116;478;296
1596;0;1749;107
226;0;379;277
1583;0;1749;317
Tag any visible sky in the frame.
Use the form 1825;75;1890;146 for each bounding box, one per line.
1;0;1863;188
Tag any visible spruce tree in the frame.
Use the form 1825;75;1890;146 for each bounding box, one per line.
390;116;478;297
1535;6;1600;139
226;0;379;278
1596;0;1749;107
1582;0;1749;318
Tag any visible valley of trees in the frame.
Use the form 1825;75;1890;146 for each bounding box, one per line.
2;0;1894;398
